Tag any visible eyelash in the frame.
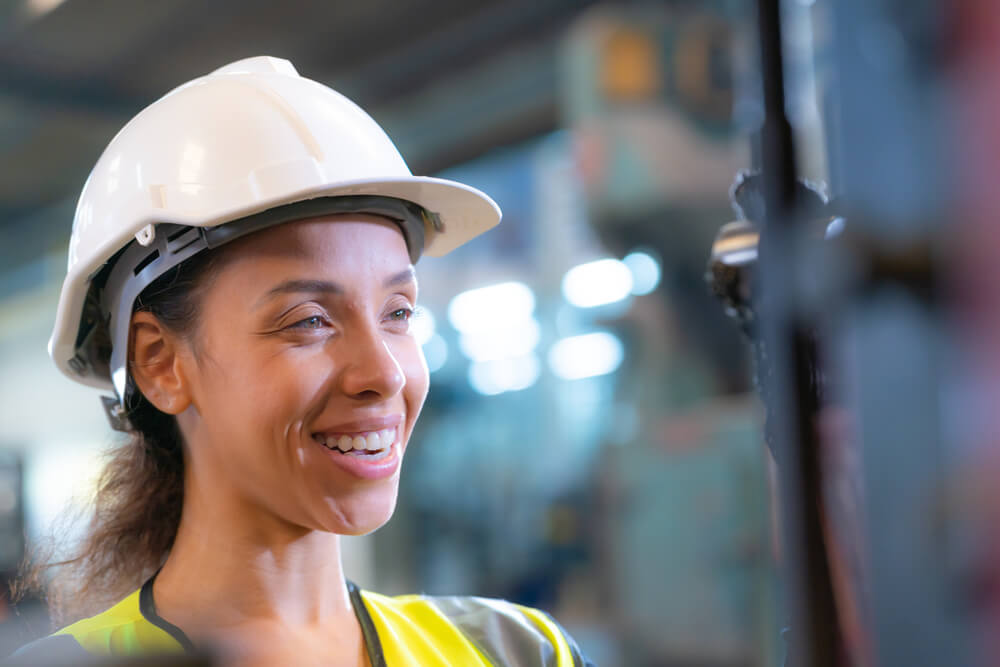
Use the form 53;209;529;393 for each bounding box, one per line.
285;307;414;331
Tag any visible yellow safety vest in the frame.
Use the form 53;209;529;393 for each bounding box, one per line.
9;578;591;666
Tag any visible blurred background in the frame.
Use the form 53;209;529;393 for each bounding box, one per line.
2;0;998;665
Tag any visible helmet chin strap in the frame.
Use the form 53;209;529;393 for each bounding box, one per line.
95;195;434;425
102;395;130;432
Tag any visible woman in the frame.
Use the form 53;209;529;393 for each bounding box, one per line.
12;57;592;666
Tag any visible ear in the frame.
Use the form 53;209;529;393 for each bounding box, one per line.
129;311;192;415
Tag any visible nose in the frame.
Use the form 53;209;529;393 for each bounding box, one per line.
338;326;406;401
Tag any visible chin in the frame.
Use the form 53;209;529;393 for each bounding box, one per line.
319;489;399;536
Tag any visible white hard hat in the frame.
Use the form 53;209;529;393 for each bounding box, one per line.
49;56;501;403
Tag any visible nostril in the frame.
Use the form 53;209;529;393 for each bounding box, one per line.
353;389;382;400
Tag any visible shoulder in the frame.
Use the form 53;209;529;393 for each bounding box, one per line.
360;589;594;667
7;587;184;661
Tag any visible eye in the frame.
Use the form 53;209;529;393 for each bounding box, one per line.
389;308;414;322
289;315;327;330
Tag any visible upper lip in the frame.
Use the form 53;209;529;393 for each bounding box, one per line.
313;414;403;436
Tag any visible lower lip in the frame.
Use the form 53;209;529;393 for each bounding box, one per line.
316;438;402;480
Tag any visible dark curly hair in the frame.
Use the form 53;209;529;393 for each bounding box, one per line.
15;246;223;625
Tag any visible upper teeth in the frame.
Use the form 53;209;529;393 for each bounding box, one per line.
315;428;396;453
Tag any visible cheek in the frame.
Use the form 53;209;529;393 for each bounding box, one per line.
194;337;331;437
401;344;430;428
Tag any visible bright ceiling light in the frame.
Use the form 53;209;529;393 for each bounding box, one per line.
448;282;535;334
459;317;541;362
422;333;448;373
27;0;65;17
468;354;541;395
548;332;625;380
562;259;633;308
623;250;661;295
411;307;436;346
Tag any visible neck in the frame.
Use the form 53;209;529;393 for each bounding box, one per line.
153;466;353;632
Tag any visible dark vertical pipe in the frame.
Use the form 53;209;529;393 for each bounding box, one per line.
754;0;840;665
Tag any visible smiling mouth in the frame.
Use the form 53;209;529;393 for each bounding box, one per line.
312;427;396;461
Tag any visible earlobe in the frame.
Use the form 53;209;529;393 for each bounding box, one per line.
129;311;192;415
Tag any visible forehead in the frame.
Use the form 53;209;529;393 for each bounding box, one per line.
196;214;417;308
222;213;412;265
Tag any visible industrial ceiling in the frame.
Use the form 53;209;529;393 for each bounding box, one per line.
0;0;597;295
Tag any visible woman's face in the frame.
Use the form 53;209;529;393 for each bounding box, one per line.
172;214;429;536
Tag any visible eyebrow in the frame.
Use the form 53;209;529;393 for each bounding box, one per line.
255;267;417;308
